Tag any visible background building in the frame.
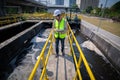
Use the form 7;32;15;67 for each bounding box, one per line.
39;0;77;7
76;0;99;11
64;0;69;7
56;0;64;5
69;0;76;6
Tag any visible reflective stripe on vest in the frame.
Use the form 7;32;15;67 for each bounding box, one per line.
54;18;66;38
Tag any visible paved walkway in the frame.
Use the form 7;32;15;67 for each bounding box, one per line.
47;38;75;80
81;20;120;49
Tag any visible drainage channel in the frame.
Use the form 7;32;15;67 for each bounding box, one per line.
0;22;37;43
0;21;41;77
0;20;53;79
6;28;51;80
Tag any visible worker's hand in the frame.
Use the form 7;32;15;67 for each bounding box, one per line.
59;30;66;34
54;29;66;33
57;30;64;32
54;29;57;31
54;29;61;32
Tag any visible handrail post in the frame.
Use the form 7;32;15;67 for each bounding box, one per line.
51;34;54;55
42;54;48;80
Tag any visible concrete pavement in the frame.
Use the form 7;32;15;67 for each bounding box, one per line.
81;20;120;49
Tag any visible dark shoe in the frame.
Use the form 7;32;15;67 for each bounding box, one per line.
55;54;59;57
62;52;65;56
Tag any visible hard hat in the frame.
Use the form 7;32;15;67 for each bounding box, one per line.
53;9;61;16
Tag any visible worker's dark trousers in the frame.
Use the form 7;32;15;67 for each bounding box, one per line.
55;38;65;55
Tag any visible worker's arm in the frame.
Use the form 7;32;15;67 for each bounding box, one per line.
52;20;56;37
52;20;55;31
53;20;60;32
65;19;68;31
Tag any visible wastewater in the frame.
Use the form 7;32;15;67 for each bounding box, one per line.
1;27;120;80
73;29;120;80
2;28;51;80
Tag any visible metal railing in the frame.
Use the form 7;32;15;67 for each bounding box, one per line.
0;13;82;27
22;13;54;20
28;30;54;80
0;15;22;26
28;21;95;80
67;22;95;80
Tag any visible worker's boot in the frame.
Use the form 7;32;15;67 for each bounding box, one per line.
62;51;65;56
56;53;59;57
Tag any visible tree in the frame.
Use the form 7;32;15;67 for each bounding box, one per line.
93;7;101;16
71;4;79;12
71;4;78;9
110;1;120;13
110;1;120;21
104;8;111;18
86;6;93;13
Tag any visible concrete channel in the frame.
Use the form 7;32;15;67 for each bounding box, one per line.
0;21;49;79
81;20;120;72
0;20;120;80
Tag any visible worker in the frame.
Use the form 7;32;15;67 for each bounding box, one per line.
53;9;67;57
74;14;80;23
74;14;81;30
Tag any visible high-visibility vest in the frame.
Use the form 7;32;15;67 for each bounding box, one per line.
54;18;66;38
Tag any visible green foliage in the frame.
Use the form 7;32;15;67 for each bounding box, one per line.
70;4;79;12
109;1;120;19
103;8;111;18
82;10;86;14
86;6;93;13
91;7;101;16
87;1;120;21
71;4;78;9
6;8;18;14
110;1;120;13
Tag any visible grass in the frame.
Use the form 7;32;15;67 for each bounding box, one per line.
79;14;120;37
